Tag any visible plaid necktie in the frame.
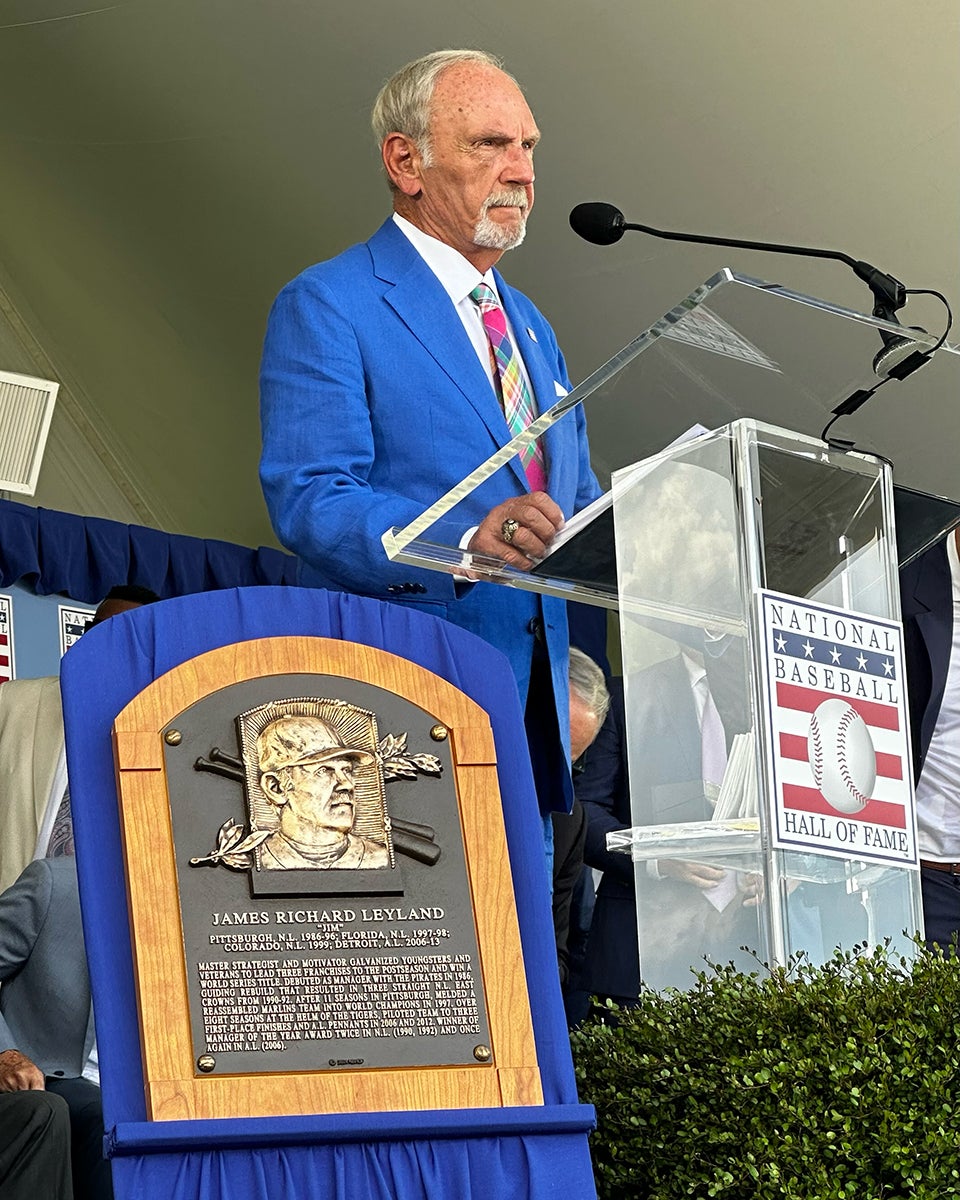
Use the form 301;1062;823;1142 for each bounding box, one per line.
470;283;547;491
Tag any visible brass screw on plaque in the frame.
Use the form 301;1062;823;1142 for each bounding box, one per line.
165;728;182;746
473;1045;492;1062
430;724;448;742
197;1055;215;1073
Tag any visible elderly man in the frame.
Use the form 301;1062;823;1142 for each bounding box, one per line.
259;50;601;834
552;648;610;988
0;857;106;1200
258;715;387;869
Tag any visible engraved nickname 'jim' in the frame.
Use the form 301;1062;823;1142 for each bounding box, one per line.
257;715;390;870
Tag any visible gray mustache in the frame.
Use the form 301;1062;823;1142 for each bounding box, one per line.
484;191;528;211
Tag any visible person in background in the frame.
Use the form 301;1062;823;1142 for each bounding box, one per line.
579;660;759;1002
0;584;160;886
901;525;960;949
0;1087;72;1199
0;857;104;1200
552;648;609;988
0;583;158;1199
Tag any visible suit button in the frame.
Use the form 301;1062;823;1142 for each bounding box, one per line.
413;584;427;594
527;617;544;640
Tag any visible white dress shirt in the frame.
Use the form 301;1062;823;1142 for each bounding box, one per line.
391;213;538;404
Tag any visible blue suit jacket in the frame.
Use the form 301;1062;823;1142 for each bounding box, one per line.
900;536;953;782
260;219;601;806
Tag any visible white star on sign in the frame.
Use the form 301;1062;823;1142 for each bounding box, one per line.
882;659;894;676
829;646;842;664
775;633;787;652
802;640;815;658
856;653;869;670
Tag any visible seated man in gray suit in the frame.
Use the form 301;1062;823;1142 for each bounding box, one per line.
0;856;110;1200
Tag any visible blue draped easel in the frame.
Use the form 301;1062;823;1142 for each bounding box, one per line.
59;586;597;1199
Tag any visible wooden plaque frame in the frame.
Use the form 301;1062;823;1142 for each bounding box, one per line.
112;636;542;1121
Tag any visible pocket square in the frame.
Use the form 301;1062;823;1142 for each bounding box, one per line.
554;381;568;398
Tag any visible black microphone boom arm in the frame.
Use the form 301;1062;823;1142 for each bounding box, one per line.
569;201;906;319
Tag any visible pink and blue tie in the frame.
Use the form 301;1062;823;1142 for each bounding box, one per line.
471;283;547;492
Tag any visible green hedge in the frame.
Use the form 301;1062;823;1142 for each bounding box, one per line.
571;946;960;1200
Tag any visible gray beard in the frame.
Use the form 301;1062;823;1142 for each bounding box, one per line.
473;191;528;251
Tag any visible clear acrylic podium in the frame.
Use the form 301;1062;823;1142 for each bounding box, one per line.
383;270;959;988
603;419;922;987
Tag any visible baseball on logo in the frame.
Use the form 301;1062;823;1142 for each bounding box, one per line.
808;698;877;814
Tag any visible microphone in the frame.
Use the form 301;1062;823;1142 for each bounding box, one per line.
569;201;929;381
569;202;627;246
570;201;906;315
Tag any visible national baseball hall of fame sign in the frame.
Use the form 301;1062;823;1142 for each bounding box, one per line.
111;636;541;1121
757;591;918;868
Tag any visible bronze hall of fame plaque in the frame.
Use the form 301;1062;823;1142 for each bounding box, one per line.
163;673;490;1076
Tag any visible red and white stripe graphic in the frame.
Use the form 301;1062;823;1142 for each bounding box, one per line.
774;682;906;827
0;596;13;684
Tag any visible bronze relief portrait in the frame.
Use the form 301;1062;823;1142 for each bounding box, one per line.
239;698;393;872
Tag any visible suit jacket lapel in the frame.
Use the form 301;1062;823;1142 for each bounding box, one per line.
368;221;527;489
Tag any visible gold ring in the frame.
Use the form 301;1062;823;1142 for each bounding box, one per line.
501;518;520;544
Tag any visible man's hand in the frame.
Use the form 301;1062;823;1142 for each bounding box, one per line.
468;492;564;570
658;860;729;890
738;872;764;908
0;1049;44;1091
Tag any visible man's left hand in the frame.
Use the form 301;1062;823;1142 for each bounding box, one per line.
0;1049;45;1091
468;492;564;570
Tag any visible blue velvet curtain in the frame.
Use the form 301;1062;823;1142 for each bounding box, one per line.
0;499;298;602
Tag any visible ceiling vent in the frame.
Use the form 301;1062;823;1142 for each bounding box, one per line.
0;370;59;495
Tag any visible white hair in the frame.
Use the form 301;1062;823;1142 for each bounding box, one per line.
371;49;513;184
569;647;611;726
